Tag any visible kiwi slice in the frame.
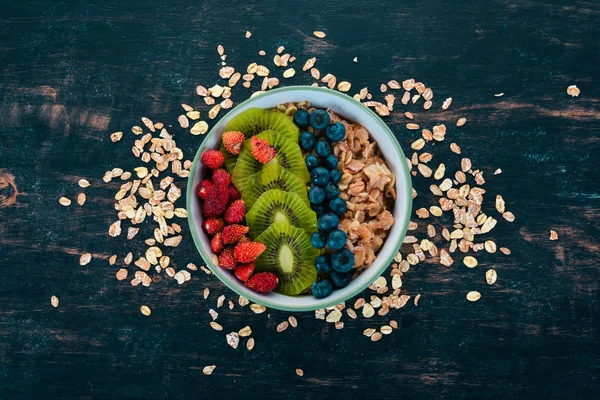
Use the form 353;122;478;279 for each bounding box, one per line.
242;162;310;209
232;130;309;191
246;189;317;239
226;108;300;141
254;223;318;295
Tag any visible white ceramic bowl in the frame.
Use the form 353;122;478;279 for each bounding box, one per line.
187;86;412;311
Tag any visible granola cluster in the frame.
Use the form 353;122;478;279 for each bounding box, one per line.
329;112;396;272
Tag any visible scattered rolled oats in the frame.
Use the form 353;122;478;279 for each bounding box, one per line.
51;295;59;308
191;120;208;134
250;304;266;314
296;368;304;377
484;240;497;253
313;31;326;38
486;269;497;285
59;197;71;206
463;256;478;268
371;332;383;342
239;326;252;337
79;253;92;266
567;85;580;97
549;230;558;240
277;321;289;332
288;316;298;328
338;81;351;92
466;291;481;302
203;365;216;375
140;305;152;316
362;303;375;318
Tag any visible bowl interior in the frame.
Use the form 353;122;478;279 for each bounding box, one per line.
187;86;412;311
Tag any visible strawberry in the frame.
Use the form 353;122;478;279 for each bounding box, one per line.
224;199;245;224
201;184;229;217
222;131;245;155
196;180;212;199
212;168;231;187
222;224;249;245
227;184;240;201
211;232;224;254
250;137;276;164
201;149;225;170
245;272;278;293
234;262;255;282
218;248;237;270
234;241;266;263
202;217;224;236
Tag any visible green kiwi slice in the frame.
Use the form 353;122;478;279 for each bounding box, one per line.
246;189;317;239
222;108;300;173
231;130;309;192
226;108;300;141
254;223;318;295
242;162;310;209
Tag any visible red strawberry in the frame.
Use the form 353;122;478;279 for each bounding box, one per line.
224;199;245;224
234;241;266;263
202;217;224;235
211;232;224;254
245;272;278;293
196;180;212;199
227;184;240;201
222;131;245;155
250;137;276;164
201;184;229;217
218;248;237;270
212;168;231;187
201;150;225;170
234;262;255;282
222;224;249;245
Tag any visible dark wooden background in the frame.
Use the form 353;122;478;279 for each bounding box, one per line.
1;0;599;399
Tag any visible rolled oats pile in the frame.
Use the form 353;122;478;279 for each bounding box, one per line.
329;112;396;271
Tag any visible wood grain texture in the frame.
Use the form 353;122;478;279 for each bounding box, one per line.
1;0;599;399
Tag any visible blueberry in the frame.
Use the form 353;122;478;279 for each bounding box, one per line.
331;248;355;273
309;109;331;131
330;271;351;288
305;154;319;170
310;232;327;249
325;122;346;142
322;154;338;169
310;167;329;186
312;204;326;216
327;229;347;250
329;197;347;215
311;279;333;298
318;213;340;231
293;109;310;128
314;254;331;273
324;182;340;199
299;131;316;150
329;169;341;184
315;139;332;157
309;186;325;204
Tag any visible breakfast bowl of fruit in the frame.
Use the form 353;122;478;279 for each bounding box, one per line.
187;85;412;311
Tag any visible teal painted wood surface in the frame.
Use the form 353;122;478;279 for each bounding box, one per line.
0;0;599;399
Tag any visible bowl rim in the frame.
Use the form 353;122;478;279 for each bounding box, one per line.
186;85;412;312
